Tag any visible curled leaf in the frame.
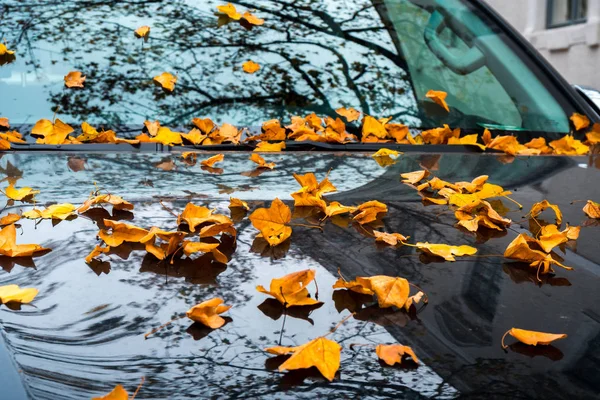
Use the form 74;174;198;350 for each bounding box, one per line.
64;71;86;88
570;113;590;131
426;90;449;112
254;141;285;152
4;184;39;201
186;297;231;329
583;200;600;218
256;269;320;307
335;107;361;122
415;242;477;261
31;118;74;144
0;224;50;257
530;200;562;225
502;328;567;349
22;203;77;220
200;154;224;168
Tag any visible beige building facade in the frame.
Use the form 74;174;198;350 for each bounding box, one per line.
487;0;600;88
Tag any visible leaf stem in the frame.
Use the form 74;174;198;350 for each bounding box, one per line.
131;376;145;400
408;283;429;304
501;329;511;350
324;313;353;337
144;315;185;339
502;194;522;209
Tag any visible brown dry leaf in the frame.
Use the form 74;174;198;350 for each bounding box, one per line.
549;135;589;155
67;156;86;172
267;337;341;381
134;25;150;39
0;224;50;257
200;154;224;168
22;203;77;220
216;3;242;20
249;153;275;169
376;344;419;366
0;213;20;226
242;60;260;74
153;158;176;171
256;269;320;307
401;170;430;184
64;71;85;88
78;194;133;213
92;384;129;400
31;118;74;144
335;107;360;122
583;200;600;218
415;242;477;261
0;284;39;305
570;113;590;131
242;11;264;25
153;72;177;91
353;200;387;224
186;297;232;329
254;141;285;152
373;230;409;246
530;200;562;225
502;328;567;349
426;90;449;112
249;198;291;246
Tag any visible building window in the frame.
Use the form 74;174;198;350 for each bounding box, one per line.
547;0;587;28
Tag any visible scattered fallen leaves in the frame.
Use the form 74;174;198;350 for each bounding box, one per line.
266;337;341;381
0;224;50;257
0;284;38;304
549;135;589;155
242;60;260;74
153;72;177;91
64;71;86;88
186;297;232;329
502;328;567;349
376;344;419;366
249;198;291;246
256;269;320;307
426;90;449;112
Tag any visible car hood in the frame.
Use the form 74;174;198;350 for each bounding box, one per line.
1;151;599;399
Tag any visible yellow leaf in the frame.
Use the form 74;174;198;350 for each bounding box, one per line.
31;118;74;144
371;148;401;158
0;224;50;257
254;141;285;152
502;328;567;348
356;275;410;308
186;297;232;329
249;153;275;169
78;194;133;213
0;43;16;55
134;25;150;39
0;284;38;304
415;242;477;261
242;60;260;74
229;197;249;210
362;115;387;140
249;198;291;246
400;170;430;184
0;213;20;226
242;11;264;25
335;107;361;122
150;127;183;146
324;201;356;217
98;220;150;247
177;202;233;233
426;90;449;112
4;184;39;201
353;200;387;225
64;71;86;88
570;112;590;131
376;344;419;366
153;72;177;91
504;233;572;277
200;154;224;167
22;203;77;220
216;3;242;19
256;269;320;307
583;200;600;218
447;134;486;151
272;337;341;381
372;230;408;246
549;135;589;155
530;200;562;225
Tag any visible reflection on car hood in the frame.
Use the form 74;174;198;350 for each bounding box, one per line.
1;151;599;400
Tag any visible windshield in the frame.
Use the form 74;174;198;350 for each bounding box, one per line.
0;0;578;137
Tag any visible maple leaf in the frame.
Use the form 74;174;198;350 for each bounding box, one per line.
242;60;260;74
335;107;360;122
153;72;177;91
78;193;134;213
0;224;50;257
256;269;320;307
501;328;567;349
426;90;449;112
22;203;77;220
177;202;234;236
266;337;341;381
0;213;20;226
186;297;232;329
200;154;224;168
583;200;600;218
254;141;285;152
64;71;86;88
529;200;562;225
249;198;291;246
134;25;150;39
0;284;38;305
181;128;207;145
216;3;242;20
31;118;74;144
3;183;39;201
376;344;419;366
373;230;409;246
415;242;477;261
570;112;590;131
353;200;387;225
249;153;275;169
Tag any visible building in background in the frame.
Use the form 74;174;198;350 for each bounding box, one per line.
487;0;599;88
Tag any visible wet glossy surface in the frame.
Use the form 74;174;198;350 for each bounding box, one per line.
1;152;599;399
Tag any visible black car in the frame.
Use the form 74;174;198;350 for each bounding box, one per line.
0;0;599;399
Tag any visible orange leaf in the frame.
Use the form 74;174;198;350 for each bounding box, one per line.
249;153;275;169
144;120;161;136
529;200;562;225
242;60;260;74
200;154;224;168
134;25;150;39
254;141;285;152
570;112;590;131
177;202;233;234
249;198;291;246
376;344;419;366
353;200;387;224
549;135;589;155
92;384;129;400
502;328;566;349
31;118;74;144
324;201;356;217
64;71;86;88
242;11;264;25
216;3;242;20
0;213;20;226
153;72;177;91
401;170;430;184
426;90;449;112
256;269;320;307
0;224;50;257
0;43;15;56
0;284;38;304
149;127;183;146
98;220;151;247
4;183;39;201
583;200;600;218
269;337;341;381
447;134;486;151
335;107;360;122
504;233;572;277
78;194;133;213
229;197;249;210
362;115;387;141
0;117;9;128
372;230;408;246
332;277;374;295
356;275;410;308
181;128;207;145
186;297;232;329
415;242;477;261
